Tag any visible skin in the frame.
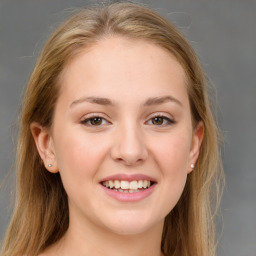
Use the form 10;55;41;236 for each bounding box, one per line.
32;36;203;256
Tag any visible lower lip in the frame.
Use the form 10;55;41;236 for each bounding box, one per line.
100;184;156;202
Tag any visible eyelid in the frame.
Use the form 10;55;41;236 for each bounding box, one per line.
145;112;176;125
80;113;111;125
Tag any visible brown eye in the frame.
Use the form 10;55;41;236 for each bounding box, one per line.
147;115;175;126
152;117;164;125
81;116;108;126
90;117;103;125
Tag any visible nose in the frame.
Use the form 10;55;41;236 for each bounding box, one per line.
110;124;148;166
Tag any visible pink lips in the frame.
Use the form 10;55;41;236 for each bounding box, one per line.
99;173;157;202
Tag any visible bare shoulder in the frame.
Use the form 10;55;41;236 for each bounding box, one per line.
37;239;64;256
37;245;58;256
37;251;53;256
37;250;56;256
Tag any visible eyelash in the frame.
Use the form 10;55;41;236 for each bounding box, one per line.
146;114;175;126
80;114;110;127
80;114;175;127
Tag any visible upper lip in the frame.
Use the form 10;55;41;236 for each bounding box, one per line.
100;173;157;183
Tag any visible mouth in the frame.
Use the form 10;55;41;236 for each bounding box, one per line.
101;179;155;193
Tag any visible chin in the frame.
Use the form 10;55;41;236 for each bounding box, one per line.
111;224;149;235
101;212;161;235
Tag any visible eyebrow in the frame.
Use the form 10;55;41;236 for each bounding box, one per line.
143;96;183;107
70;96;114;108
70;95;183;108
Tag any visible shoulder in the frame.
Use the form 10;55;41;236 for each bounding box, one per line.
37;247;56;256
37;240;64;256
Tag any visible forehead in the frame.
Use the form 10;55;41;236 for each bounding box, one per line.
58;36;189;107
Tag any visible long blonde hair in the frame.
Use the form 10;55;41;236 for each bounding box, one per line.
1;2;224;256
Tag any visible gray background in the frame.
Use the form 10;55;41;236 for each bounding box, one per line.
0;0;255;255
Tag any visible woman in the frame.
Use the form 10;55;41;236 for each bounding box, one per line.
1;2;223;256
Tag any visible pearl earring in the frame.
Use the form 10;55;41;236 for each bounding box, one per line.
190;163;195;169
48;164;53;167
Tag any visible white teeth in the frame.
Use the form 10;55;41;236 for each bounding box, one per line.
102;179;152;191
120;180;129;189
138;180;143;188
109;180;114;188
114;180;120;189
129;189;139;193
129;180;138;189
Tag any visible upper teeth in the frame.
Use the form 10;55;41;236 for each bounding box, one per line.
102;180;151;190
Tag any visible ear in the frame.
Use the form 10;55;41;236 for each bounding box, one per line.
188;121;204;173
30;122;58;173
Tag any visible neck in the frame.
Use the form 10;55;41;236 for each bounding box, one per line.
51;216;164;256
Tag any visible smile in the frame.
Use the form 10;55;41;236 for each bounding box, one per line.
100;174;157;201
102;180;152;193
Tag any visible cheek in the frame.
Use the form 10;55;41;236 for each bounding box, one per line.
53;129;109;184
150;132;191;210
153;132;191;173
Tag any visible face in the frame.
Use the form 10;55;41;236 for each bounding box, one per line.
32;36;203;236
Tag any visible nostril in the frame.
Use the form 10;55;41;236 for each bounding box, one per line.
114;156;145;166
110;133;148;165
